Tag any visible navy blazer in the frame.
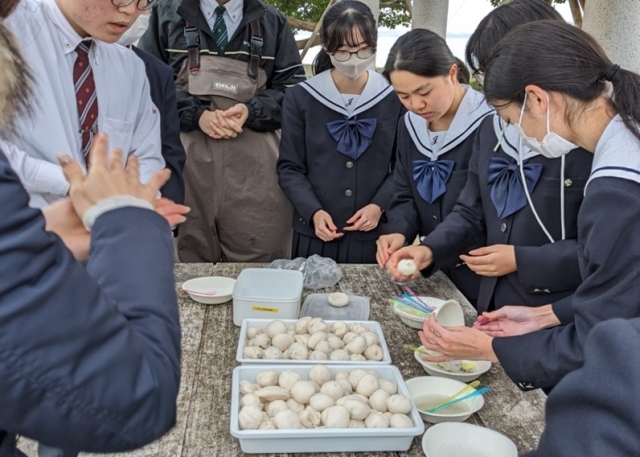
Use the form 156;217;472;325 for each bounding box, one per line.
132;46;186;204
421;116;593;313
277;83;403;242
0;150;180;453
527;318;640;456
493;177;640;390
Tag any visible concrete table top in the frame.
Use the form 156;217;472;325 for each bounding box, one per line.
19;263;545;456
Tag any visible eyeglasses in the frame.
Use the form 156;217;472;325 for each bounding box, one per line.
111;0;159;11
331;47;376;63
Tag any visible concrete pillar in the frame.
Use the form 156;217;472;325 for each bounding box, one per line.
357;0;380;24
412;0;449;38
583;0;640;74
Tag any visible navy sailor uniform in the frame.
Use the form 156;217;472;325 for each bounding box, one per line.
277;70;403;263
383;87;493;303
420;115;593;313
493;116;640;390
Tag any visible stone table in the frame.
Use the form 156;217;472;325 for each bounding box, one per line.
19;263;545;456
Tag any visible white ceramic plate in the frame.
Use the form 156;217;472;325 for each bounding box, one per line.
422;422;517;457
413;345;492;383
181;276;236;305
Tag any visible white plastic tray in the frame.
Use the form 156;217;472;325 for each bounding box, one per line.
236;318;392;365
230;364;425;454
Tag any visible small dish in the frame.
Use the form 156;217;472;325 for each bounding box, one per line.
413;345;491;383
405;376;484;424
181;276;236;305
422;422;517;457
393;297;464;329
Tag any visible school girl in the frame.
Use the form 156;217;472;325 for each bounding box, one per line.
277;1;403;263
376;28;494;304
390;20;640;391
399;0;593;315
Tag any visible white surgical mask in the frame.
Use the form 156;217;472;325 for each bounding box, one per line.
330;54;375;80
514;92;577;159
117;13;150;47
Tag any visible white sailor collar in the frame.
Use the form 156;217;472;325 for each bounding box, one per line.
587;115;640;193
299;69;394;118
493;115;539;163
405;87;493;160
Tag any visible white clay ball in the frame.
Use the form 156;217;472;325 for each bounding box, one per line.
273;409;301;429
266;320;288;338
258;419;276;430
309;350;328;360
240;393;263;409
239;381;260;395
309;393;336;412
271;333;294;352
309;364;332;386
238;405;264;430
328;292;349;307
299;406;321;429
320;381;345;401
342;399;370;420
349;419;366;428
331;321;349;338
321;405;351;428
386;394;413;415
253;333;271;349
243;346;263;359
287;398;305;413
365;411;390;428
266;399;289;418
294;316;312;334
308;317;329;334
278;371;302;390
368;389;390;412
398;259;417;276
356;373;380;397
364;345;384;361
256;370;279;387
246;326;263;339
378;378;398;396
290;380;318;404
288;342;309;360
263;346;284;359
390;414;414;428
361;331;379;346
329;349;350;361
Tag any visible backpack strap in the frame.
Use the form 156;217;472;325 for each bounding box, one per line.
183;22;201;74
247;18;263;81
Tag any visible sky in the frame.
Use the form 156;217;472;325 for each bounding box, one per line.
300;0;574;67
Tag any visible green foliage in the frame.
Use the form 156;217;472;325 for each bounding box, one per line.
268;0;411;30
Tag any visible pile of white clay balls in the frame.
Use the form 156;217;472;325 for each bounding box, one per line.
242;318;384;361
238;365;414;430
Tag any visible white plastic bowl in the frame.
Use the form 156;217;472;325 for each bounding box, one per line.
405;376;484;424
422;422;517;457
414;346;492;383
393;297;464;329
181;276;236;304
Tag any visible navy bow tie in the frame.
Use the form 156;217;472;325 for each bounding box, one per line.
412;159;455;204
487;156;544;219
326;117;377;160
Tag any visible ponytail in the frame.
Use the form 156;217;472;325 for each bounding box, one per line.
484;21;640;142
313;49;333;75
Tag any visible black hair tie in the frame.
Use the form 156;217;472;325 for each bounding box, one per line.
603;64;620;82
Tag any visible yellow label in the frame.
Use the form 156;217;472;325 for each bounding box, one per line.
252;305;278;313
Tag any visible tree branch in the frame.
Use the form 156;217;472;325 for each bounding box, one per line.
288;16;317;32
568;0;583;28
296;35;322;51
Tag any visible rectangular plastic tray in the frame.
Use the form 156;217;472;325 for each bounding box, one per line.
300;293;370;321
230;364;425;454
236;318;392;365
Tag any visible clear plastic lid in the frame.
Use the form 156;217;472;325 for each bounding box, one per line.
299;293;370;320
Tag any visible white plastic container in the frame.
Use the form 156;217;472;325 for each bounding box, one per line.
230;364;425;454
232;269;304;326
236;318;392;365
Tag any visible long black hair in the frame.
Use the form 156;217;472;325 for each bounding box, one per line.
465;0;563;76
454;57;470;85
313;1;377;75
383;28;455;81
484;21;640;142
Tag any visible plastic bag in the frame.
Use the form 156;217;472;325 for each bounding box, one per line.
266;254;343;289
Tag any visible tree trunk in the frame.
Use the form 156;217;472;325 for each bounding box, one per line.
568;0;584;27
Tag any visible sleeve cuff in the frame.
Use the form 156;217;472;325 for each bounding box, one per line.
83;196;154;230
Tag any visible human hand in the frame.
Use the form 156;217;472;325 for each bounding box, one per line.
154;197;190;227
386;244;433;281
42;198;90;261
222;103;250;128
375;233;406;269
343;204;382;232
312;210;344;242
57;133;171;220
419;314;497;362
460;244;517;277
473;305;559;337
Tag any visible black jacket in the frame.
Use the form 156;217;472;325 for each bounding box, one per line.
139;0;305;133
132;46;186;204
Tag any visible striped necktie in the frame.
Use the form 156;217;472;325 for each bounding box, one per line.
73;41;99;165
212;5;228;55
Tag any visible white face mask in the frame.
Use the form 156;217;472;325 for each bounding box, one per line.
330;54;375;80
117;13;150;47
514;92;577;159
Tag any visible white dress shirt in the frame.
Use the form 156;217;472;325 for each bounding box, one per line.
200;0;244;43
2;0;164;208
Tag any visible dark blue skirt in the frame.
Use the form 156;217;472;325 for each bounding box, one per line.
292;231;377;264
